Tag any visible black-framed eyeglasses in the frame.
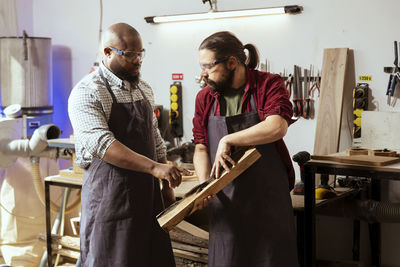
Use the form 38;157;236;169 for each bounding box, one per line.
200;57;229;72
108;47;145;60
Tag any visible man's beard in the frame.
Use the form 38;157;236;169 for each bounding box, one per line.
110;60;140;85
204;68;234;94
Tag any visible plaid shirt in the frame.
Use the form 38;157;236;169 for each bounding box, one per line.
68;62;166;169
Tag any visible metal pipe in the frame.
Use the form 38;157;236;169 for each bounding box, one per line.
0;124;60;158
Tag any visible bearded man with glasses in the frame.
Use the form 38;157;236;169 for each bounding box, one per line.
192;31;299;267
68;22;189;267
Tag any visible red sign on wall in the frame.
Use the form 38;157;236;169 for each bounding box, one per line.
172;73;184;80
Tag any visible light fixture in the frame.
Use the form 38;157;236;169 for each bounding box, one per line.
145;5;302;24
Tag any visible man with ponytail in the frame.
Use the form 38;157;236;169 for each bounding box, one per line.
192;31;299;266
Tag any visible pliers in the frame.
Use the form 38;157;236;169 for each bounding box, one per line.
285;74;293;98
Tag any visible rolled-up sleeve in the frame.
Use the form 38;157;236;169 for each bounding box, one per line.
192;91;208;146
153;112;167;161
259;74;295;126
68;82;116;167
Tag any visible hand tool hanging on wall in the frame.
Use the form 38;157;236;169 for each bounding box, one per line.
295;65;303;116
303;68;310;119
282;64;321;119
309;70;321;98
292;66;299;117
308;67;321;119
386;41;399;106
285;73;293;98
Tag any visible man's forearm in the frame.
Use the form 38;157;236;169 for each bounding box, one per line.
193;144;211;183
103;140;156;174
223;115;288;147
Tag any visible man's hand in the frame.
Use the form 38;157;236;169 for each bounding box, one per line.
151;163;190;188
196;194;216;210
210;137;236;178
161;180;175;208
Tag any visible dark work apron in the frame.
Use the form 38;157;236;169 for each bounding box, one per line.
207;93;299;267
79;68;175;267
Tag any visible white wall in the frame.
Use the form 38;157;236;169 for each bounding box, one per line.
4;0;400;265
29;0;400;153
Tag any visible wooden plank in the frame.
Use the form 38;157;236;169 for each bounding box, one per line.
44;175;83;186
158;147;261;231
171;241;208;255
339;49;355;152
346;148;398;157
52;235;80;250
314;48;349;155
55;248;80;259
170;227;208;248
39;233;80;250
311;154;400;166
59;168;84;179
181;174;199;181
175;220;209;240
173;248;208;263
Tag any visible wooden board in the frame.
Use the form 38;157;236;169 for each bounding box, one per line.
346;148;398;157
175;220;209;240
314;48;350;155
346;148;370;156
59;168;84;179
311;154;400;166
157;148;261;231
169;227;208;248
339;49;355;152
173;248;208;263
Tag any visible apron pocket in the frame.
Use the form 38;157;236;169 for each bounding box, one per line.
95;167;132;222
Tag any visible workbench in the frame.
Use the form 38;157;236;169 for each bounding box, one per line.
303;158;400;267
44;175;82;267
44;172;359;267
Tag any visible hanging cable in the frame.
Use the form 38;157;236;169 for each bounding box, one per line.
12;0;19;35
99;0;103;45
91;0;103;71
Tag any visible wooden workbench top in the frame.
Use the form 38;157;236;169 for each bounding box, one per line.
45;173;356;211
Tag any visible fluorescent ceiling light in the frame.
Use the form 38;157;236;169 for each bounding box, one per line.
145;5;303;24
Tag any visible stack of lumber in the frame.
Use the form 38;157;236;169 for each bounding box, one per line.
39;233;80;260
170;221;209;266
41;220;210;267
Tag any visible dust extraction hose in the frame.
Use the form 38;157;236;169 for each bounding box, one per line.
319;199;400;223
31;158;81;214
373;201;400;223
0;124;60;158
0;124;81;214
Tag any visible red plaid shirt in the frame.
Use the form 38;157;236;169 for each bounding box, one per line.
192;68;296;190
